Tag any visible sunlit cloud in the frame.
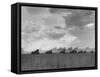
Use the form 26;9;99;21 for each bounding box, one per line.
85;23;94;28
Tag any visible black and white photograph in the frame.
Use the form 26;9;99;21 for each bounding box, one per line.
21;5;96;71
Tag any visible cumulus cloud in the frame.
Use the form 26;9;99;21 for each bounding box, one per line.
85;23;95;28
21;6;77;54
50;8;95;28
64;10;95;28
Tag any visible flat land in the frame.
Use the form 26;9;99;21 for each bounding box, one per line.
21;53;95;71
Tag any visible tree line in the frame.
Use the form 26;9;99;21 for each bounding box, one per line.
29;47;95;54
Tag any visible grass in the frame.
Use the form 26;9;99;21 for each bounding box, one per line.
21;53;95;71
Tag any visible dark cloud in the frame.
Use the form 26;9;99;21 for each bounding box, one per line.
44;15;66;28
44;16;59;26
26;7;49;15
50;8;70;14
50;8;95;28
54;26;63;29
46;32;65;40
22;26;40;33
64;10;95;28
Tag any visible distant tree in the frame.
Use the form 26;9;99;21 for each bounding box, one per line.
60;48;66;54
78;50;83;53
78;50;87;53
83;50;87;53
74;47;78;51
70;48;77;53
67;47;73;53
68;47;72;51
90;50;94;53
46;50;52;54
31;49;39;54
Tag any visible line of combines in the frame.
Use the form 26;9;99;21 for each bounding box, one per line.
22;47;95;54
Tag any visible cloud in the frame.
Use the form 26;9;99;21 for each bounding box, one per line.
50;8;95;28
22;34;76;54
85;23;95;28
25;6;50;17
49;8;95;49
21;6;78;54
44;15;66;28
50;8;71;16
64;10;95;28
21;20;77;54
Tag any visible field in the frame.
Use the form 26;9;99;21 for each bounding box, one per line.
21;53;95;71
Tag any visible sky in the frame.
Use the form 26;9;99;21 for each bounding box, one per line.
21;6;95;54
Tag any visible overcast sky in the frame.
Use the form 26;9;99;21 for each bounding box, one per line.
21;6;95;54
